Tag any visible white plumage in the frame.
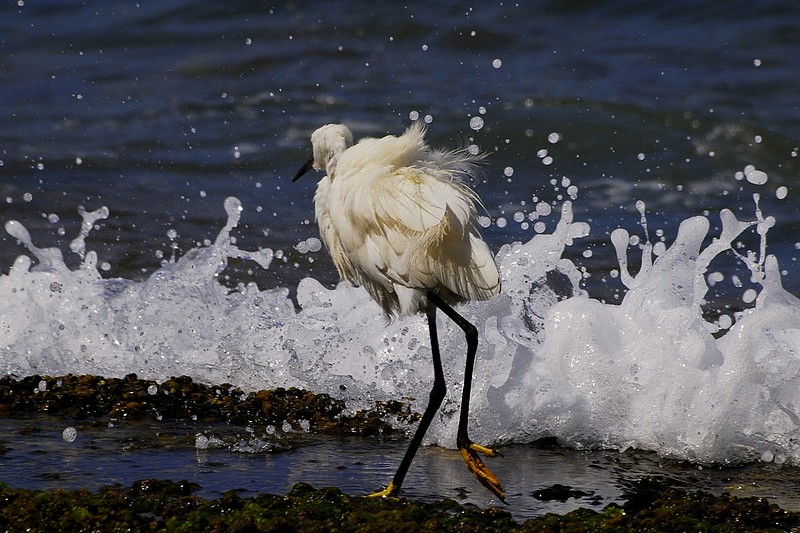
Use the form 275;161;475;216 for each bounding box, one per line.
304;123;500;317
294;122;505;502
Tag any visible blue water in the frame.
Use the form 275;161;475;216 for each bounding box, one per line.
2;0;800;517
3;415;799;520
2;1;798;299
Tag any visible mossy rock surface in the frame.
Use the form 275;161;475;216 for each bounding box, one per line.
1;479;798;532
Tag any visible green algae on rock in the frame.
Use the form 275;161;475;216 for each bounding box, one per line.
0;480;797;532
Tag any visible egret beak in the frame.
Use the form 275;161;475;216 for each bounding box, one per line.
292;157;315;182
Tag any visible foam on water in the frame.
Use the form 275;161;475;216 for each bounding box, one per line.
2;180;799;466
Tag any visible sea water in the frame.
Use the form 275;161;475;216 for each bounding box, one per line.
2;0;800;513
2;173;799;468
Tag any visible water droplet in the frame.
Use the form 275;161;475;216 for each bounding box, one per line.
62;427;77;442
705;272;722;289
744;165;768;185
306;237;322;252
535;202;552;217
742;288;758;304
469;116;484;131
223;196;243;220
567;185;578;199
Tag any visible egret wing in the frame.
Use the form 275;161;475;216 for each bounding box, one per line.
371;167;476;234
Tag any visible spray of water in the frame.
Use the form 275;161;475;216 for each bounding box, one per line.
1;175;798;466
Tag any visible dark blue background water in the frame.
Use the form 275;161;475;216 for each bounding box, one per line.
2;1;799;304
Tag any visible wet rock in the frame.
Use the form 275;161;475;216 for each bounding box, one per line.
0;480;797;532
531;483;594;502
0;374;414;436
2;374;799;531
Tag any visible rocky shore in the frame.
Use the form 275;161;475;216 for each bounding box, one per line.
1;374;797;532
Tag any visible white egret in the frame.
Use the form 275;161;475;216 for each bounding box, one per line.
293;123;504;501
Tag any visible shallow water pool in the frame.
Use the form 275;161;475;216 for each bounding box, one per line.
2;415;798;521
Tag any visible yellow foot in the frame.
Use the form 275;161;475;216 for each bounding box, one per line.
366;480;399;499
459;440;506;503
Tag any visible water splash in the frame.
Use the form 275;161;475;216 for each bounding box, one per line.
1;183;799;467
69;206;110;261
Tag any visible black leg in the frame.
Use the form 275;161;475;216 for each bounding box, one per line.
427;291;506;503
426;292;477;444
369;298;446;497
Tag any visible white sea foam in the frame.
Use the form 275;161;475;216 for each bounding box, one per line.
2;182;799;466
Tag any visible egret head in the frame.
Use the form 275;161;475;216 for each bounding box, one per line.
292;124;353;182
